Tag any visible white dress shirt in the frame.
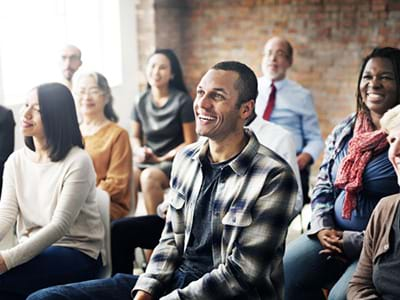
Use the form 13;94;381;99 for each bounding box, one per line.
256;76;324;162
247;116;303;217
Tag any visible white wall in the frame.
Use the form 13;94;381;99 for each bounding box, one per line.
7;0;138;150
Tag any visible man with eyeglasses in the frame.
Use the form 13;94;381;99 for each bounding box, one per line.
59;44;82;90
255;36;323;207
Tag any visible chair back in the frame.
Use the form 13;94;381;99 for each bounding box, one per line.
96;188;112;278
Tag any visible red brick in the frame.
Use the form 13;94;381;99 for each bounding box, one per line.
136;0;400;170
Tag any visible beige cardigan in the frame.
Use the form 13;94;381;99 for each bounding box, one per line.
348;193;400;299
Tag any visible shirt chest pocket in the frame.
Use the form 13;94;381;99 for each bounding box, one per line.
221;206;252;227
168;189;187;234
169;189;186;210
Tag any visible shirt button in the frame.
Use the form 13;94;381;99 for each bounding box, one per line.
383;244;389;250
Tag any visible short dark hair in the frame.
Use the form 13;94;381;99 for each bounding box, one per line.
211;61;258;108
25;83;84;162
356;47;400;114
147;49;188;94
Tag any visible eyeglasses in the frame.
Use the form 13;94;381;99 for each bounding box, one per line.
264;50;289;59
61;55;81;62
77;88;104;97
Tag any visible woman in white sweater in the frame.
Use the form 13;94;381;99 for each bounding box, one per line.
0;83;104;299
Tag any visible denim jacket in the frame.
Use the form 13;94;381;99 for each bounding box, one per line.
309;113;369;259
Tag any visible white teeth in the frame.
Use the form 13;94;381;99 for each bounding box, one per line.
198;115;216;121
367;92;383;97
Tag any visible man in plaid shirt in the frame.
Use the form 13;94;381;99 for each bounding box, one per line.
28;61;297;300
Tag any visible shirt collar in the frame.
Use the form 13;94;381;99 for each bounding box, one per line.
264;77;288;91
191;129;259;176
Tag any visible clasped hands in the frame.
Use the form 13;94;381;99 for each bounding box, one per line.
317;229;347;263
134;146;161;164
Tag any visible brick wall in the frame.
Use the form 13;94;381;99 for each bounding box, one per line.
137;0;400;172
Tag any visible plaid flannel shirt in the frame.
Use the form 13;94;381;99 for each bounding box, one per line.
132;130;297;300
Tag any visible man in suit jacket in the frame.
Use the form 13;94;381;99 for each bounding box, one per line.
0;105;15;194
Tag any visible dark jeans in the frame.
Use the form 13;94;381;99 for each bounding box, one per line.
111;215;165;275
27;273;138;300
0;246;102;300
28;270;191;299
300;164;311;204
283;234;358;300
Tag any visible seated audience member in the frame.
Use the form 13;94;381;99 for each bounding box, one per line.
59;44;82;90
283;47;400;300
256;36;324;205
0;105;15;195
0;83;104;300
27;61;297;300
110;108;302;276
348;104;400;299
77;72;132;220
132;48;197;215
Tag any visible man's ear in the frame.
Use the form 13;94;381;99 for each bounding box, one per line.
241;99;255;119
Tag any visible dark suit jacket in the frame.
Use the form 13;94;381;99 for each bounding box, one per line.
0;105;15;194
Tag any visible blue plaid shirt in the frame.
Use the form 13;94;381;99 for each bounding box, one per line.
132;130;297;300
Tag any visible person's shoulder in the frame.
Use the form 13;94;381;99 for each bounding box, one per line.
66;146;92;165
0;105;11;114
171;140;203;176
5;148;23;164
249;117;294;145
5;148;33;170
257;142;290;168
376;194;400;212
257;76;267;83
285;79;312;98
0;105;13;122
106;122;129;136
248;132;292;172
137;90;151;104
260;119;292;137
332;113;356;131
170;88;192;102
178;139;203;158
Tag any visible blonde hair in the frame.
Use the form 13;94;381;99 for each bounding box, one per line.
380;104;400;134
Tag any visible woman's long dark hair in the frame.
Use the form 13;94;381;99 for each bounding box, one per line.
25;83;84;161
356;47;400;115
146;48;188;93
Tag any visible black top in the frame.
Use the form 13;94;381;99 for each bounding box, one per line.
131;88;194;156
0;105;15;195
172;154;235;289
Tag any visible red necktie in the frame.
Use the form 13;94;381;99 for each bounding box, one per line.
262;82;276;121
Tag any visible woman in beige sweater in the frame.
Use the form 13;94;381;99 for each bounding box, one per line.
0;83;104;299
77;72;132;220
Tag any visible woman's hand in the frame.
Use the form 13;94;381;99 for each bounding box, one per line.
0;255;8;273
134;290;153;300
317;228;344;255
143;148;162;163
134;147;162;164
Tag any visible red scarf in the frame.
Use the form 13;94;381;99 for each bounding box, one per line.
335;111;388;220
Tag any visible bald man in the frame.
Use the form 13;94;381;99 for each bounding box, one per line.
59;45;82;90
255;36;323;206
